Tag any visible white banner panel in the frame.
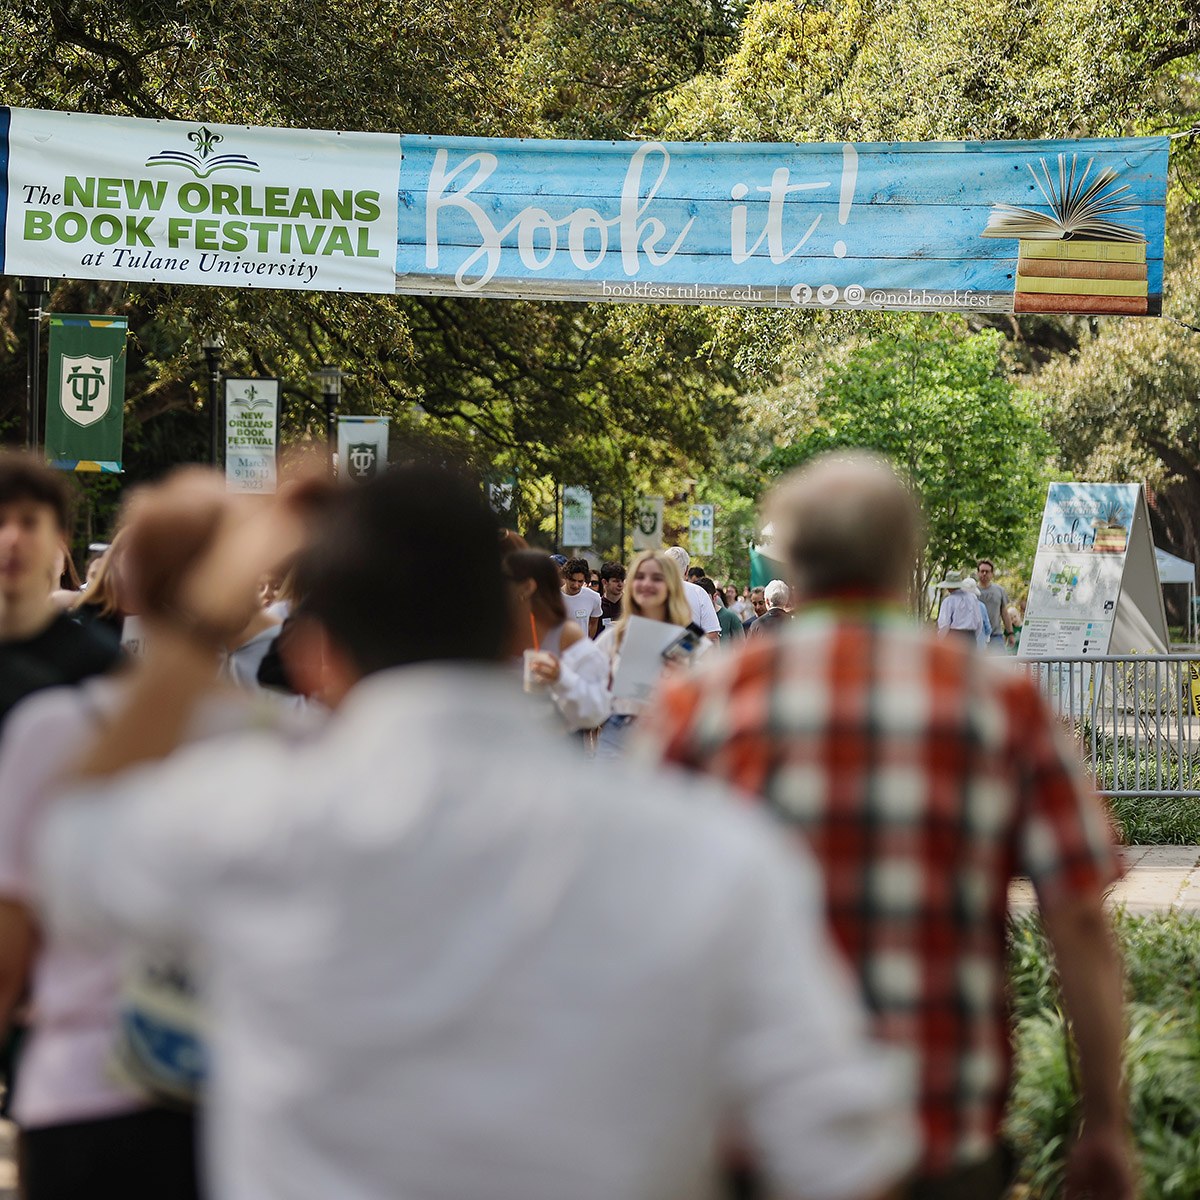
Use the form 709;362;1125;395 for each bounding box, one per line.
562;487;593;547
631;496;664;551
337;416;389;482
224;377;279;494
689;503;714;558
5;108;400;293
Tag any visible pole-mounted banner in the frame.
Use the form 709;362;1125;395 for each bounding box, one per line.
336;416;389;482
631;496;664;551
44;313;127;473
224;377;279;493
562;487;593;547
689;503;714;558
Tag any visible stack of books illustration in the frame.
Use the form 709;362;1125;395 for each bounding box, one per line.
982;155;1154;316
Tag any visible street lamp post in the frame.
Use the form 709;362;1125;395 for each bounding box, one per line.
22;278;50;451
313;365;343;473
201;335;225;466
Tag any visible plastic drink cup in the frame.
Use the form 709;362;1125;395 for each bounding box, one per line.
523;649;550;693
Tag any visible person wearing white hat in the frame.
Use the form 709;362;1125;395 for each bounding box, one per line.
960;576;992;647
935;569;982;643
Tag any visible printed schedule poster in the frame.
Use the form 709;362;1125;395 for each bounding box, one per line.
1019;482;1140;657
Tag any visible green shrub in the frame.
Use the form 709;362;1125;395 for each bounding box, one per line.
1005;914;1200;1198
1106;796;1200;846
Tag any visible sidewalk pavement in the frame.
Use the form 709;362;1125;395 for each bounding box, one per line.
1010;845;1200;915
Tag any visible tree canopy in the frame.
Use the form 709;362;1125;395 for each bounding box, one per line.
3;0;1200;578
762;318;1053;595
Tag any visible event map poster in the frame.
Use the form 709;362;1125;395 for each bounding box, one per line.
1019;483;1145;657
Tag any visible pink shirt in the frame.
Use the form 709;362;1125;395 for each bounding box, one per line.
0;684;142;1127
0;681;319;1127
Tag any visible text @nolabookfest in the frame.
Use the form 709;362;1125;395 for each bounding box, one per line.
599;280;999;308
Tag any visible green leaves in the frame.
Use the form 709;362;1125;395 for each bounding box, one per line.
760;316;1053;593
1007;913;1200;1199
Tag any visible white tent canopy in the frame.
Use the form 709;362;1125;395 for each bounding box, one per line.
1155;546;1197;643
1155;547;1195;584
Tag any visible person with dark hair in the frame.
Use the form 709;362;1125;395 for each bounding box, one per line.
69;535;125;650
0;454;120;733
0;471;277;1200
597;561;625;632
498;528;529;558
746;579;792;639
975;559;1014;650
32;464;917;1200
637;451;1133;1200
743;587;767;632
561;556;601;638
502;550;607;732
696;576;743;645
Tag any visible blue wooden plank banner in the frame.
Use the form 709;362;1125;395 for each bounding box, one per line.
0;107;1169;315
397;135;1168;315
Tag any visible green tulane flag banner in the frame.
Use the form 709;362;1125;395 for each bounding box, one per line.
337;416;389;482
45;314;128;472
0;106;1169;315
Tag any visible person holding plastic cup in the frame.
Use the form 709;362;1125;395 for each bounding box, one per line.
503;550;607;734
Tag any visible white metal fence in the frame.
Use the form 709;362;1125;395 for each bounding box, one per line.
1022;655;1200;797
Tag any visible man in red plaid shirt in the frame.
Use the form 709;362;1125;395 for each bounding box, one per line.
635;452;1132;1200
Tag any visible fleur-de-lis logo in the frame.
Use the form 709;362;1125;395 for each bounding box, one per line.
231;383;274;409
188;126;222;160
146;124;258;179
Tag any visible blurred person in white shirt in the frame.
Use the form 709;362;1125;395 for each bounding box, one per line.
34;464;916;1200
663;546;720;642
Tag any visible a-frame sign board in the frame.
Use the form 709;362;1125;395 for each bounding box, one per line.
1018;482;1169;658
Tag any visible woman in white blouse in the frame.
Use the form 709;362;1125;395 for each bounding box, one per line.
503;551;608;733
593;549;694;759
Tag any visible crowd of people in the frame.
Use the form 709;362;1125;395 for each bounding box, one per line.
0;447;1134;1200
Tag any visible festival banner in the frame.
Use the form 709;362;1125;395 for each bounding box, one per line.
395;134;1168;315
631;496;664;551
689;503;715;558
2;108;400;293
44;313;127;472
224;378;279;493
562;487;593;547
336;416;389;482
0;106;1169;315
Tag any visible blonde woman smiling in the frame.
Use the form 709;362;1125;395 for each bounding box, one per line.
593;549;694;759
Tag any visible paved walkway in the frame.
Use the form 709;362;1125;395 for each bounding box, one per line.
1011;845;1200;914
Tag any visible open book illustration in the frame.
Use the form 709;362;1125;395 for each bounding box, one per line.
980;153;1154;315
981;154;1142;242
